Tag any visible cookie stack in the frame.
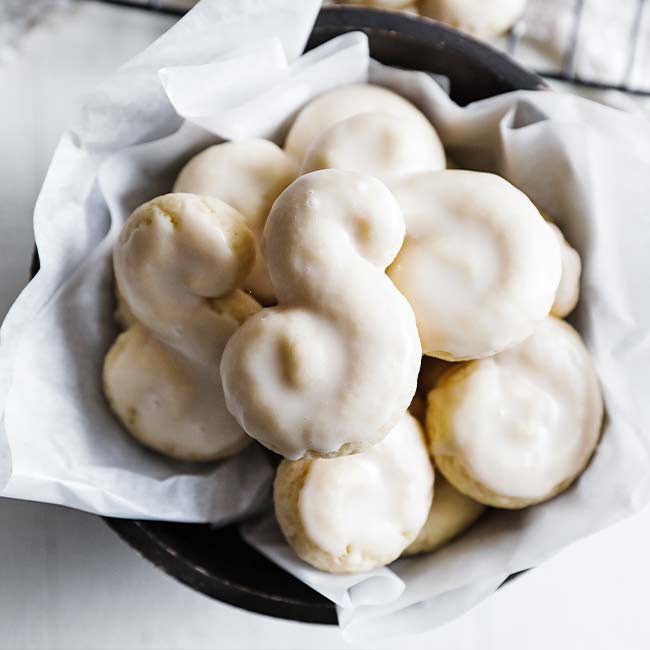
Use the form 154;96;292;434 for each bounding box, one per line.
103;83;603;574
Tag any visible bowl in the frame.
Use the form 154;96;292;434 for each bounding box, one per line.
39;5;545;625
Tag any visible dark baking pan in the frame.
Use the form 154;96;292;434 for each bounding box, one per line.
34;5;545;626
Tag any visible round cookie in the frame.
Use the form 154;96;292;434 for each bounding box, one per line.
387;170;561;360
104;320;254;461
302;112;445;181
114;193;257;357
403;475;485;556
547;222;581;318
174;139;297;304
419;0;528;40
274;414;434;573
428;317;603;509
284;83;439;165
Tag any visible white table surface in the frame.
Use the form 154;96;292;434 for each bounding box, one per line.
1;3;649;649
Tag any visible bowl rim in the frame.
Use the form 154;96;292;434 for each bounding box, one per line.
44;4;544;626
309;5;546;100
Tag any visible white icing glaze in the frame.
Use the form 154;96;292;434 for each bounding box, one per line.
388;170;561;360
221;170;422;459
433;317;603;500
106;193;260;460
404;475;485;554
284;83;437;165
419;0;528;39
548;222;581;318
174;139;297;304
302;111;445;181
300;414;433;562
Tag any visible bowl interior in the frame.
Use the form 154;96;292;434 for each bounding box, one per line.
100;6;543;626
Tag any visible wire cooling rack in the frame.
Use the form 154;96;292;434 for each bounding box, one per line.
84;0;650;97
507;0;650;96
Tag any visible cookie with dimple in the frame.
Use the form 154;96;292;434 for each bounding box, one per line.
388;170;561;360
403;474;485;556
221;170;421;460
302;111;444;180
419;0;528;39
274;413;434;573
284;83;440;166
428;317;603;509
174;139;297;304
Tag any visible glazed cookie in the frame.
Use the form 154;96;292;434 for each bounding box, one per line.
547;222;581;318
403;474;485;556
104;321;253;461
274;413;434;573
221;170;422;460
284;83;440;165
388;170;561;360
419;0;528;39
104;193;261;461
428;317;603;508
302;111;445;180
174;139;297;304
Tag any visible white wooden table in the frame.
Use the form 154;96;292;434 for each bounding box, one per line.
0;3;648;648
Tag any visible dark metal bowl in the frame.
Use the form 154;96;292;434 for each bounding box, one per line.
50;6;544;626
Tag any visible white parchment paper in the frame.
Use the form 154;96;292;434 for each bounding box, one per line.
240;513;406;611
1;0;650;638
0;0;323;521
